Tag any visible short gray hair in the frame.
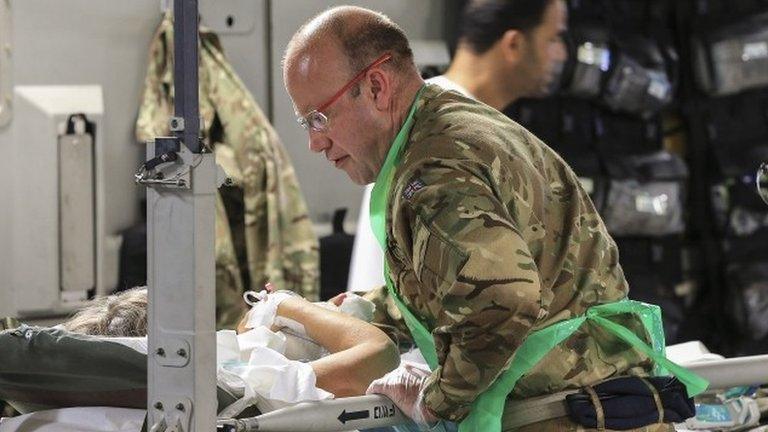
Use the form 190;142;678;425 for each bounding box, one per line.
63;287;148;337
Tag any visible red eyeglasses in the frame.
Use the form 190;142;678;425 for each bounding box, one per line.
297;53;393;132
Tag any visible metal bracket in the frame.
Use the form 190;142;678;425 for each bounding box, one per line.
137;137;229;188
154;136;181;157
169;117;185;132
150;397;193;432
136;138;193;189
153;337;191;368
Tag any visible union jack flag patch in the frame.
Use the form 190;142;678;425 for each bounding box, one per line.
402;178;426;200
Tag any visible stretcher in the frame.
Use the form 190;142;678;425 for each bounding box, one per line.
1;324;767;432
0;324;413;432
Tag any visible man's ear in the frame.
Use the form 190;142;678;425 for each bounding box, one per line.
500;29;526;64
365;69;392;111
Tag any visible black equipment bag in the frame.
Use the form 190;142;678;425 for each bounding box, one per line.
702;90;768;179
602;150;688;237
601;35;674;118
693;12;768;96
560;26;611;99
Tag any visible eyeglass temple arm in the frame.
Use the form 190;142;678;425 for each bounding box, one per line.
316;53;393;113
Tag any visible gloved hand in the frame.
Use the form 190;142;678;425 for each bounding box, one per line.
366;361;439;427
241;286;300;331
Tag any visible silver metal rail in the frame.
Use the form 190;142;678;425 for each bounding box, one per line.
144;1;219;430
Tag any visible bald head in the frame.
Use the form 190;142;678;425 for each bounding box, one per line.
282;6;425;185
284;6;416;83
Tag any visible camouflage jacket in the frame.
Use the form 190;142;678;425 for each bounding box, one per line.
136;15;319;328
377;84;652;421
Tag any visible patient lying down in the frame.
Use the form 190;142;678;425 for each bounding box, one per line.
62;287;399;404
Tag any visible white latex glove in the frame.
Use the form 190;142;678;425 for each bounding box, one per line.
366;361;439;427
242;289;299;331
338;292;375;322
314;292;375;322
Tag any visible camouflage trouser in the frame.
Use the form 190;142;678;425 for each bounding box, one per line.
513;416;675;431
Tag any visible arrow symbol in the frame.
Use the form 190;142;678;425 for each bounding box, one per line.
338;409;370;424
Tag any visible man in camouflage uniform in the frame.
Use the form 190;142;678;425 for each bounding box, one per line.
283;6;672;431
352;0;569;339
137;15;319;328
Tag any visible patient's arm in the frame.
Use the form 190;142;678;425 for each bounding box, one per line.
276;297;400;398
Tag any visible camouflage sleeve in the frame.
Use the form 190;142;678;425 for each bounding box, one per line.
360;286;415;350
135;15;173;144
395;158;543;422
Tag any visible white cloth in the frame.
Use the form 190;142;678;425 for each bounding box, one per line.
220;345;333;413
348;183;385;292
217;326;334;416
347;75;474;292
243;290;297;330
218;294;375;414
0;407;145;432
424;75;472;98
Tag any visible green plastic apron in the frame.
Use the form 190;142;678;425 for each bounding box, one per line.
370;85;708;432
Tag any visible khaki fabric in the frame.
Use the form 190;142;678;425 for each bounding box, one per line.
0;317;20;331
136;15;319;328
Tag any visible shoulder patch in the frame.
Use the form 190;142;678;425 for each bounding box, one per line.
402;178;426;200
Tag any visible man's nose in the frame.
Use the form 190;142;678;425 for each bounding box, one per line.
308;131;331;153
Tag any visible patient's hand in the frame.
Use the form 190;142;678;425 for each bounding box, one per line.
328;292;347;307
236;289;301;334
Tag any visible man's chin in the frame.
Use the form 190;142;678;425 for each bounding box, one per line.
345;169;375;186
348;173;371;186
341;167;364;185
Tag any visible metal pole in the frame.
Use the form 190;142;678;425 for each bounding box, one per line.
144;0;217;430
174;0;201;154
217;395;409;432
